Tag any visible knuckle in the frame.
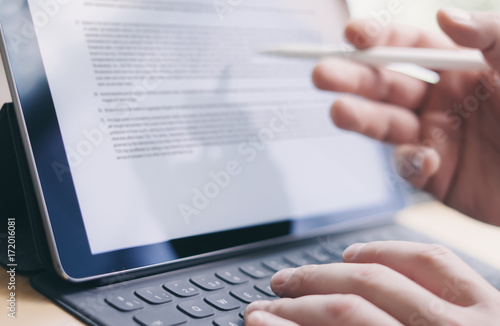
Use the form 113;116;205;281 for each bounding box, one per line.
324;294;363;322
266;298;292;315
476;300;500;314
415;244;455;266
439;312;469;326
289;265;319;291
472;301;500;326
351;263;390;288
294;264;318;280
370;242;389;261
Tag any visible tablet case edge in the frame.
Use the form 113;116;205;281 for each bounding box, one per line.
0;102;51;272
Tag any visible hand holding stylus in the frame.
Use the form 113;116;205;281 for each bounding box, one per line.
262;44;489;72
245;8;500;326
313;8;500;226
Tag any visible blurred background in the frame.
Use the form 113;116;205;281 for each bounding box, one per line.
349;0;500;30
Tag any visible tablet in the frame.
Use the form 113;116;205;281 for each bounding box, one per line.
0;0;404;281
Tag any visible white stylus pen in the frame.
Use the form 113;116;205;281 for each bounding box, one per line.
261;44;489;71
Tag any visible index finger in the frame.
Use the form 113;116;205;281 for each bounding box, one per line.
345;19;458;49
269;263;456;326
246;295;403;326
342;241;500;306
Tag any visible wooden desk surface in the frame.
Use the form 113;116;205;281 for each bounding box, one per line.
2;201;500;326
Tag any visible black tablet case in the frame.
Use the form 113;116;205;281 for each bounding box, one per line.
3;99;500;326
0;102;50;272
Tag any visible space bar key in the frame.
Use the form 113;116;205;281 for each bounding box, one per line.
134;307;188;326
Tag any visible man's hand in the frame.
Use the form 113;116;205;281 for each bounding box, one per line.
313;8;500;226
245;242;500;326
244;9;500;325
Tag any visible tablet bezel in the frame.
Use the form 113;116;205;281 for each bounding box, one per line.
0;0;406;282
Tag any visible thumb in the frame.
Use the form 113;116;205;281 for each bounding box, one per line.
393;145;441;190
437;8;500;72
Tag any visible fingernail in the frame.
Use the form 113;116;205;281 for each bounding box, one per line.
246;301;272;316
442;8;472;25
246;311;266;324
352;31;370;48
343;243;366;261
394;149;427;179
411;152;424;172
271;268;296;286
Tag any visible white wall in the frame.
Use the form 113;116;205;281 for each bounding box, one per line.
349;0;500;32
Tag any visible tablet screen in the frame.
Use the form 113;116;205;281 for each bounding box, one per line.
1;0;403;279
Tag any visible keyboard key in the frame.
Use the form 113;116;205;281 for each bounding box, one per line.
164;281;200;298
135;287;173;304
262;258;294;272
239;264;272;279
178;299;215;318
105;294;144;312
305;247;341;263
255;282;277;297
325;242;351;257
191;275;225;291
134;307;188;326
216;269;249;285
205;293;241;311
315;237;349;256
284;252;317;266
231;287;268;304
213;315;244;326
